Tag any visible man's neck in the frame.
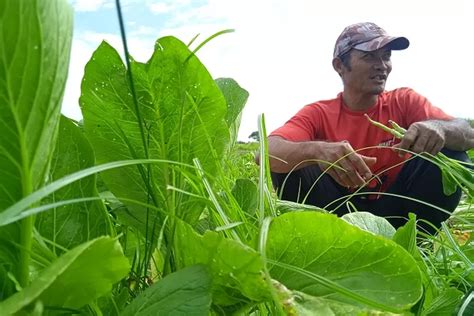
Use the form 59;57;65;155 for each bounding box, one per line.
342;90;378;111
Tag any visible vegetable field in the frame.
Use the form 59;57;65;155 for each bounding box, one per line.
0;1;473;315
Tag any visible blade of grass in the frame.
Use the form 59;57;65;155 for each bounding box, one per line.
185;29;235;63
323;191;469;225
257;114;276;223
193;158;241;242
258;217;286;314
0;159;193;226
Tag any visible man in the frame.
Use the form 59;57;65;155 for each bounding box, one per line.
265;22;474;233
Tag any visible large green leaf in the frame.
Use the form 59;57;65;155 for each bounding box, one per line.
392;213;419;257
342;211;396;239
0;0;72;294
121;264;212;316
36;116;111;253
231;178;258;216
215;77;249;146
292;291;390;315
266;212;423;312
174;219;271;308
0;237;130;314
424;288;464;316
80;38;229;231
392;214;429;284
0;224;19;297
395;215;470;314
270;278;388;315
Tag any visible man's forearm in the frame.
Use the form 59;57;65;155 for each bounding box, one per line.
437;119;474;151
265;136;321;173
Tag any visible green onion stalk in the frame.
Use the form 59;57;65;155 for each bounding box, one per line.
365;115;474;198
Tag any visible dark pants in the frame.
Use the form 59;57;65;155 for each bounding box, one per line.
271;149;469;234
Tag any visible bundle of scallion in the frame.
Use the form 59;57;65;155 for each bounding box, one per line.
365;114;474;198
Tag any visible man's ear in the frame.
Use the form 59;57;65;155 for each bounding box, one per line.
332;57;343;77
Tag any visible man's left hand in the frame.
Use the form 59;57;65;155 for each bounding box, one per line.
394;121;446;156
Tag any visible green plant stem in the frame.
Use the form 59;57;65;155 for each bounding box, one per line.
366;115;474;198
389;120;407;134
19;216;34;287
258;217;286;315
365;114;403;138
19;130;33;287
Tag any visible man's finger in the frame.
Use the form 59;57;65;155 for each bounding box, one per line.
348;153;375;180
412;133;431;153
425;136;444;156
398;128;418;151
392;143;409;157
338;157;365;187
325;168;349;187
361;155;377;166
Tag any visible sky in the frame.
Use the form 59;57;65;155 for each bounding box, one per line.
65;0;474;141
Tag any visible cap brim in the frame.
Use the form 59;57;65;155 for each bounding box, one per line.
354;36;410;52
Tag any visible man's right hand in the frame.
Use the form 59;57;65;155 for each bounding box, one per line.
265;136;376;188
313;141;377;188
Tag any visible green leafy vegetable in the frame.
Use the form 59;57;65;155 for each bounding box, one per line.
121;264;212;316
231;179;258;216
36;116;112;253
0;0;73;290
174;219;271;308
0;237;130;314
80;37;229;231
216;77;249;146
365;115;474;197
266;212;423;312
424;288;464;316
292;291;390;315
342;211;396;238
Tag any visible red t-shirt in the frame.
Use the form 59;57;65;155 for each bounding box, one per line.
270;88;452;191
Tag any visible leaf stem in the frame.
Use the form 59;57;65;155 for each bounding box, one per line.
365;115;474;198
19;216;33;287
18;125;34;287
364;114;403;138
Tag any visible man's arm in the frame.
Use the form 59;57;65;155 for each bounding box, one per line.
258;136;377;188
264;136;320;173
442;119;474;150
396;118;474;155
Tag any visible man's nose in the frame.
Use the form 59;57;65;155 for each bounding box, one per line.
373;58;388;71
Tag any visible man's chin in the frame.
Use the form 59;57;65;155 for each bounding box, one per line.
371;86;386;95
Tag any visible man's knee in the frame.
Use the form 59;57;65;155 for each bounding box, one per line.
440;148;470;163
271;165;349;207
271;166;323;203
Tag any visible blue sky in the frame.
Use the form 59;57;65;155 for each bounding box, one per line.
65;0;474;140
72;0;214;38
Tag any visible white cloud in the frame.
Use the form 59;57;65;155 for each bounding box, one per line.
129;25;157;37
72;0;113;12
148;0;194;16
71;0;137;12
152;0;474;140
65;0;474;141
149;2;173;14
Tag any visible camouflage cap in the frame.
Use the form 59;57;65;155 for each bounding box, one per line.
333;22;409;58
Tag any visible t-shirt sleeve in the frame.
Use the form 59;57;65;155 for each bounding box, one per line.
399;88;453;126
269;104;319;142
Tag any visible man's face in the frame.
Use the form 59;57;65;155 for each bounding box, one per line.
341;47;392;95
